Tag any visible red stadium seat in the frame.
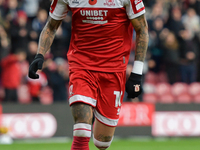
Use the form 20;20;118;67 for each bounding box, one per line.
143;83;156;94
188;82;200;96
39;86;53;104
17;84;31;104
155;83;171;96
176;93;192;103
143;93;158;103
157;71;168;83
144;71;158;84
193;94;200;103
159;94;175;103
171;82;188;96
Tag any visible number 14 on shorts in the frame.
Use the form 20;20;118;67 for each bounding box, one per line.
114;91;123;115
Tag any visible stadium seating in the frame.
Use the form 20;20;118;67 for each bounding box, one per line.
176;93;193;103
143;93;158;103
143;83;156;94
144;71;158;84
159;94;175;103
39;86;53;104
17;84;31;104
155;83;171;96
171;82;188;96
193;94;200;103
188;82;200;96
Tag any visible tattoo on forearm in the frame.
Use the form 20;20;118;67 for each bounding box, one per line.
71;103;93;124
37;18;62;55
134;15;149;61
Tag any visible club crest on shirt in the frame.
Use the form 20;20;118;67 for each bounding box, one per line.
134;84;140;92
89;0;97;5
104;0;115;6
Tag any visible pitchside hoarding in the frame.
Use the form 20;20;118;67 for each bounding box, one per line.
1;103;200;138
2;113;57;138
152;111;200;136
118;103;154;126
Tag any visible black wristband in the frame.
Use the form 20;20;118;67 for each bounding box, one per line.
129;73;142;81
35;54;44;60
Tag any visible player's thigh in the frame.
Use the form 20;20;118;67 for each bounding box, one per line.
93;118;115;142
71;102;93;124
69;69;98;124
94;71;126;127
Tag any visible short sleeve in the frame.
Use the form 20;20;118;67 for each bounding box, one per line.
49;0;69;20
125;0;145;20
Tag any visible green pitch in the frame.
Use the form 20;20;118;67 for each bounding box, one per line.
0;138;200;150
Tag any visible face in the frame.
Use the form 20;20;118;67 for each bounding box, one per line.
8;0;18;9
154;18;164;31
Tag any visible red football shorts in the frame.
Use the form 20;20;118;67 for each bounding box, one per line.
68;69;126;127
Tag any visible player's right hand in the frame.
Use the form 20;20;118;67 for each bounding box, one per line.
28;54;44;79
125;73;143;98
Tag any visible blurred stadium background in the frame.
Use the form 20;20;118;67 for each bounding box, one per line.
0;0;200;149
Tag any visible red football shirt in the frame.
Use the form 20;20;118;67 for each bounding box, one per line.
49;0;145;72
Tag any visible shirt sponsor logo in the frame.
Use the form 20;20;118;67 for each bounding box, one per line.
72;0;79;4
80;10;108;16
104;0;115;6
80;10;108;24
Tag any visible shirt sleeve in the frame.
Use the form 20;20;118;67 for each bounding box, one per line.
125;0;145;20
49;0;69;20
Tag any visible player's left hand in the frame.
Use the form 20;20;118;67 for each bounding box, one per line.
28;54;44;79
125;73;143;98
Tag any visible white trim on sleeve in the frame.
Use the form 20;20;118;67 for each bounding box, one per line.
69;94;97;107
94;110;118;127
128;9;145;20
49;12;67;20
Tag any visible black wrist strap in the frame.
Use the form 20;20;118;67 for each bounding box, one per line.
129;72;142;81
35;54;44;60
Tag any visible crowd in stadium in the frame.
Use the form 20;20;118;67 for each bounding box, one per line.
0;0;200;103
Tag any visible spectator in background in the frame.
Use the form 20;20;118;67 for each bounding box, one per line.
183;0;200;15
22;0;39;21
148;17;165;73
0;0;6;24
0;49;26;102
51;26;67;58
166;7;185;37
182;8;200;39
148;2;165;30
32;9;47;35
0;24;10;61
179;29;198;83
162;31;180;84
9;10;30;53
4;0;19;23
39;0;51;13
27;71;47;102
27;41;38;64
43;57;69;102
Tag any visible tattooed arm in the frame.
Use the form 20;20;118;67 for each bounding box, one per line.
37;17;62;55
131;14;149;62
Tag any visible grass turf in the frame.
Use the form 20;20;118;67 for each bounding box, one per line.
0;138;200;150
